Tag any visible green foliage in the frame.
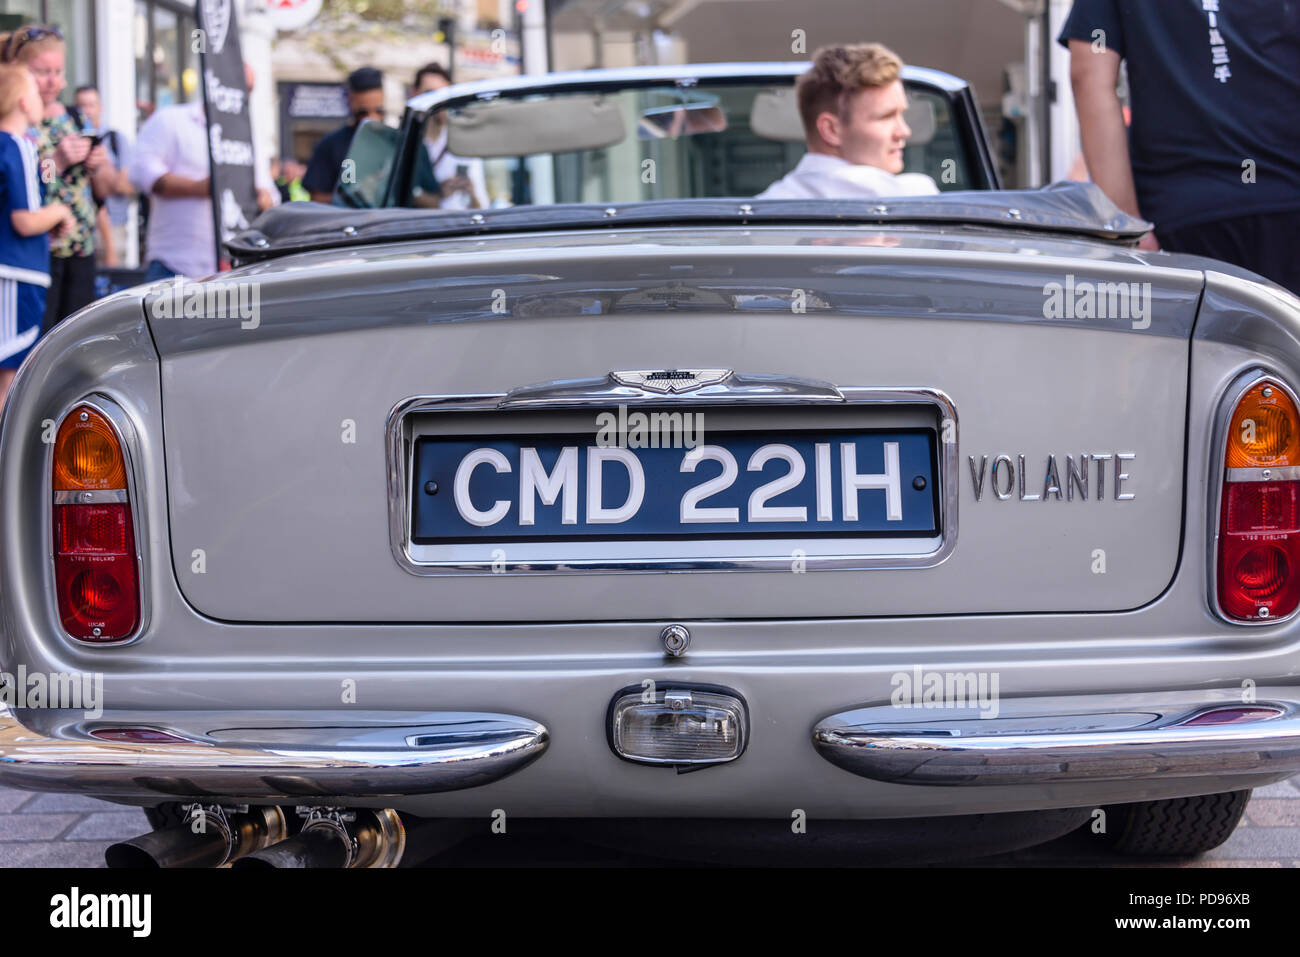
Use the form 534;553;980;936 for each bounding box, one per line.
303;0;454;73
321;0;449;23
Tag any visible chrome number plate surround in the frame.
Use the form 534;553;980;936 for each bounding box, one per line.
385;381;958;576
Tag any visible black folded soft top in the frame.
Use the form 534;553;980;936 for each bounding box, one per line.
227;181;1151;263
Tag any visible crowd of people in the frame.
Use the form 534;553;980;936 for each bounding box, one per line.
0;42;489;411
0;23;287;409
301;62;486;210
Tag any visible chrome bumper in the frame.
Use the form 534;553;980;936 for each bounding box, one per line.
813;697;1300;786
0;708;549;800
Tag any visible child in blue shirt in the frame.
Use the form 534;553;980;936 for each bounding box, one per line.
0;62;71;409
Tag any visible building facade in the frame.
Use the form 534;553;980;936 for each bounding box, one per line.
0;0;269;268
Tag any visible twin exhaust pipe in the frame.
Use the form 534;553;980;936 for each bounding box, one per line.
234;808;405;869
107;805;409;869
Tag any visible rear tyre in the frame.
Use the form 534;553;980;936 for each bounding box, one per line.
1105;790;1250;857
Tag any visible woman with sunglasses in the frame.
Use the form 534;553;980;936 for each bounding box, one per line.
0;25;110;332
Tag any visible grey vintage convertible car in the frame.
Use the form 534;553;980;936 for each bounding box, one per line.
2;62;1299;867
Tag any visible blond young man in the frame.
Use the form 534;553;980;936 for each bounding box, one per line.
759;43;938;200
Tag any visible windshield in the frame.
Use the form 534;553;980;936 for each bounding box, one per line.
340;78;984;210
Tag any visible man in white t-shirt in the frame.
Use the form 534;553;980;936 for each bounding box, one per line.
758;43;938;200
129;63;276;278
412;63;488;210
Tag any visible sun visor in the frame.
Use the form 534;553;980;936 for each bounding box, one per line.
446;95;627;158
750;88;805;142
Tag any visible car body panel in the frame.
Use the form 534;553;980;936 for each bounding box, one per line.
144;227;1200;621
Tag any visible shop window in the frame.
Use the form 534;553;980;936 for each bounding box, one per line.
0;1;42;31
151;3;179;109
44;0;91;88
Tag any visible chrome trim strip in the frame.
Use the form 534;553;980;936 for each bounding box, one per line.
53;489;129;505
0;708;549;800
499;371;845;409
1207;369;1300;626
813;699;1300;786
1225;466;1300;483
43;395;150;646
385;383;958;576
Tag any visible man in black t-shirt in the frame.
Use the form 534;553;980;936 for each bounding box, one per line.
302;67;386;204
1060;0;1300;294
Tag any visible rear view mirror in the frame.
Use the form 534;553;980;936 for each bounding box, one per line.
637;94;728;139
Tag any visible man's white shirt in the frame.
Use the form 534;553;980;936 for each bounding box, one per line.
423;127;488;210
129;100;277;278
757;152;939;200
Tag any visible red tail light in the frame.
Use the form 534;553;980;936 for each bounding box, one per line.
1172;706;1284;727
1216;378;1300;622
52;405;140;641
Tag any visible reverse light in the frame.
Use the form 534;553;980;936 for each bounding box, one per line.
52;404;140;641
608;686;748;766
1216;377;1300;622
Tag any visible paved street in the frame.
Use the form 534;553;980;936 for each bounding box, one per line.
3;776;1297;867
0;787;149;868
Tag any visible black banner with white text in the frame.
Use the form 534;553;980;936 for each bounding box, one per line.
195;0;258;271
